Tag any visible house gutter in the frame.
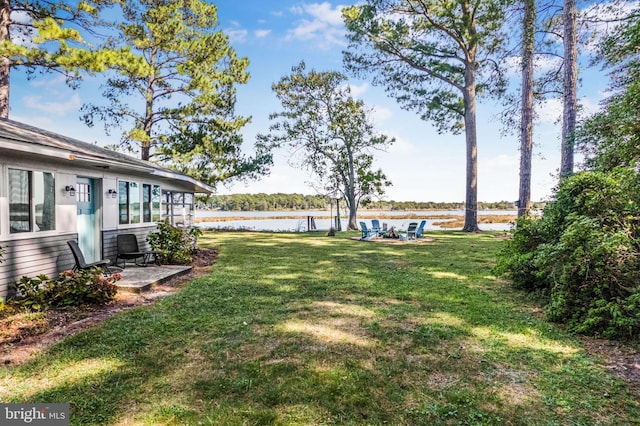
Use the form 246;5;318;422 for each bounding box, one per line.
69;153;155;173
0;139;77;161
150;168;215;194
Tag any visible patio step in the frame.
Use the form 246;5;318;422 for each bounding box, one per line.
115;265;193;293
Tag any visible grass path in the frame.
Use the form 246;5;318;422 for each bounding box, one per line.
1;231;638;425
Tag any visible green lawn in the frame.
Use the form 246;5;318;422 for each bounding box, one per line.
1;231;638;425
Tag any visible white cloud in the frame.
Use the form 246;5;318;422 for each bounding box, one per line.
503;54;563;78
534;94;604;125
386;134;413;154
578;96;603;119
580;2;636;52
535;98;563;125
10;10;36;48
286;2;347;49
303;2;345;26
348;82;369;97
30;75;67;87
255;29;271;38
227;28;248;44
22;93;81;116
371;105;393;123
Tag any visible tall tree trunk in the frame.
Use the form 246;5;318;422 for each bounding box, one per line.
462;66;479;232
142;48;157;161
142;87;153;160
518;0;536;217
347;196;358;230
0;0;10;118
346;146;358;230
561;0;577;178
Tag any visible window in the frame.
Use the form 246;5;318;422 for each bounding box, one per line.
118;180;129;224
143;184;151;222
77;182;90;203
143;184;161;223
119;180;160;225
152;185;161;222
9;169;55;233
162;190;194;226
130;182;140;223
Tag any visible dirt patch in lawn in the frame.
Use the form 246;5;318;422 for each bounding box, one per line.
578;337;640;399
0;247;218;366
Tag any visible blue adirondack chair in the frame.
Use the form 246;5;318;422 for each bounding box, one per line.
406;222;419;240
416;220;427;238
371;219;383;236
359;221;377;240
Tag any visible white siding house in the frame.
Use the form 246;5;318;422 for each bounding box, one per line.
0;118;213;300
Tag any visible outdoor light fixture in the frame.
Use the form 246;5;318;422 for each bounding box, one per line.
107;189;118;198
65;185;76;197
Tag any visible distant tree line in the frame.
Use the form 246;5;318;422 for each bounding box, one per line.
201;193;330;211
199;194;546;212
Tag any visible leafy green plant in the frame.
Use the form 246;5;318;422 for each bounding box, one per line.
147;221;201;264
11;268;119;311
13;274;50;311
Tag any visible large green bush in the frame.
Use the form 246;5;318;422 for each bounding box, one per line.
11;268;119;311
147;221;202;264
495;168;640;339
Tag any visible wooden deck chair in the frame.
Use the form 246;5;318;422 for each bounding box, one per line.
67;240;112;274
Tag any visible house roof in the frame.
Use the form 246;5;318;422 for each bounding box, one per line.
0;118;214;194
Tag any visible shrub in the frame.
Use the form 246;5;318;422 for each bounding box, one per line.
148;221;201;264
495;168;640;339
493;214;549;293
11;268;120;311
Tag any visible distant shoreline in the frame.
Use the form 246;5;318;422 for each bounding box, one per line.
195;210;517;229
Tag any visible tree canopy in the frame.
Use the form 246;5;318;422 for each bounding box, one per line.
0;0;142;118
577;8;640;171
257;62;393;230
81;0;251;162
342;0;508;232
155;123;271;191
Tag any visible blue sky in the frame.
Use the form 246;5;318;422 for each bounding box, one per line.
8;1;613;202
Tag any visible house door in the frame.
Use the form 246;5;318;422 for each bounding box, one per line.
76;177;100;263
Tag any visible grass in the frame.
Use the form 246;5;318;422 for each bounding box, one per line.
1;231;638;425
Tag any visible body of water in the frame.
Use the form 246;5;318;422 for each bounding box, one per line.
195;210;516;232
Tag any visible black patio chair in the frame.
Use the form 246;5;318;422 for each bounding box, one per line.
67;240;112;274
116;234;160;268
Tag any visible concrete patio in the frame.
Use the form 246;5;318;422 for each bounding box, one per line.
112;264;192;293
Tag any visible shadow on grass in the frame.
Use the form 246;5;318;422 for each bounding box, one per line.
2;231;638;425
